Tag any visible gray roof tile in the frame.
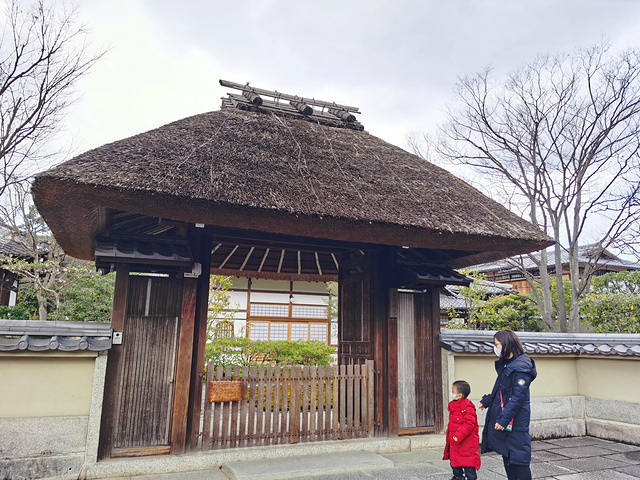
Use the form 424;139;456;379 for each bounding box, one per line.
440;329;640;357
0;320;112;352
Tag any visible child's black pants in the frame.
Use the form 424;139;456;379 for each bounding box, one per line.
451;466;477;480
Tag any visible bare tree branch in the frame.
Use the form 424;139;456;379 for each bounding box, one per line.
433;44;640;332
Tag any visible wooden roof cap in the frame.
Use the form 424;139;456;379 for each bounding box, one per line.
219;80;364;130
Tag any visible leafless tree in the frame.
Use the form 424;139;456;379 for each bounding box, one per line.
0;0;102;195
412;43;640;332
0;181;71;320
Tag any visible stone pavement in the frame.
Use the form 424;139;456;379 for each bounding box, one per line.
99;436;640;480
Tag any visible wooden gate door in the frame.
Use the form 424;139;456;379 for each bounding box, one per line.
100;271;193;458
396;290;443;434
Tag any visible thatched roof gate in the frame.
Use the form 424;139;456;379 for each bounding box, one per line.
32;81;552;457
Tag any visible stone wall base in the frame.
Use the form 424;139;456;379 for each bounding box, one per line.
587;418;640;446
0;416;87;480
0;454;83;480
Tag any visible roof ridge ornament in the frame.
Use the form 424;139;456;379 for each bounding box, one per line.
219;79;364;130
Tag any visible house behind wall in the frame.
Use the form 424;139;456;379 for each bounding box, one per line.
212;277;337;347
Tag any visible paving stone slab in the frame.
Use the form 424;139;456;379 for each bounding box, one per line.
606;451;640;465
480;454;508;473
548;445;620;458
603;443;640;453
616;464;640;477
364;463;448;479
532;440;563;451
530;462;576;479
532;450;571;462
303;473;374;480
222;451;393;480
553;470;638;479
543;437;603;448
554;455;629;472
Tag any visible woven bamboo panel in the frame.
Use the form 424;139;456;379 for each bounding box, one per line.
209;381;243;402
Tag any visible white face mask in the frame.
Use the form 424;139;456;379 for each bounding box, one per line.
493;345;502;357
450;393;461;402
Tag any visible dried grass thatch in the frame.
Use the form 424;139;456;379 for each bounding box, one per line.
32;108;552;265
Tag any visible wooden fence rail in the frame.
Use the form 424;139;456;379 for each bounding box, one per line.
199;361;375;450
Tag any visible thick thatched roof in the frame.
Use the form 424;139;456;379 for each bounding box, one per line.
32;107;552;266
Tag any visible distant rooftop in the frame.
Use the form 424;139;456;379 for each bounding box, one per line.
474;243;640;274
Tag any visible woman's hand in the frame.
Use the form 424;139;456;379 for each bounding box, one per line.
478;402;484;411
494;423;505;431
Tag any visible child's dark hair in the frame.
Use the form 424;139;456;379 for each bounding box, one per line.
453;380;471;398
494;329;525;360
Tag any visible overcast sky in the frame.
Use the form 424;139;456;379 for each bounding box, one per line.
60;0;640;159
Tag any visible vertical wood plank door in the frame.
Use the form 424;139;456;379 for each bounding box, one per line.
397;291;438;434
397;293;416;429
111;275;184;457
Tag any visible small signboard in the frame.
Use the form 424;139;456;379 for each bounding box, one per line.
209;380;243;402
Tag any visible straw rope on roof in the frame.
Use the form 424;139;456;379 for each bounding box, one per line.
32;82;553;267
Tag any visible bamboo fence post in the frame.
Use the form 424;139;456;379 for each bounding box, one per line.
247;366;257;447
202;361;213;450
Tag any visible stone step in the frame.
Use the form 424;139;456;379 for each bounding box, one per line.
221;450;394;480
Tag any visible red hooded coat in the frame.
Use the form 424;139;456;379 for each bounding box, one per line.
443;398;481;470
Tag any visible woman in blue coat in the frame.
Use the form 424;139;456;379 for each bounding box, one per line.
479;329;537;480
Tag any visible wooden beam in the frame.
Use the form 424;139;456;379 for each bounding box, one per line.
277;249;285;273
315;252;323;276
219;79;360;112
258;248;270;272
239;246;255;271
218;245;238;269
242;89;263;106
98;263;130;460
290;100;313;115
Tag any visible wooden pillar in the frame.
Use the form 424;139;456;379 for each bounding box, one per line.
170;277;197;454
98;263;130;460
430;287;444;433
187;234;212;451
371;247;393;437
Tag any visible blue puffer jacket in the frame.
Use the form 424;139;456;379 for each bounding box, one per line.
480;353;537;465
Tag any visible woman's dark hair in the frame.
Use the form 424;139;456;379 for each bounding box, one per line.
494;329;525;359
453;380;471;398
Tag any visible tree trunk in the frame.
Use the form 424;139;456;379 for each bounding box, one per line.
36;290;48;321
554;243;568;332
537;249;557;331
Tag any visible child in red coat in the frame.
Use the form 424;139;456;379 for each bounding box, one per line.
443;380;481;480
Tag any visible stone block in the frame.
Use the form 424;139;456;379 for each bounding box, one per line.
571;395;585;418
586;397;640;426
530;419;585;439
0;453;83;480
531;396;574;421
587;418;640;446
408;433;445;450
0;416;87;459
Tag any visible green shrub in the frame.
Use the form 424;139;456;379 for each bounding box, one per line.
205;337;334;367
0;304;30;319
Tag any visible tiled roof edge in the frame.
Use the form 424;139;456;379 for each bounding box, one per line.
0;319;112;352
440;328;640;356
